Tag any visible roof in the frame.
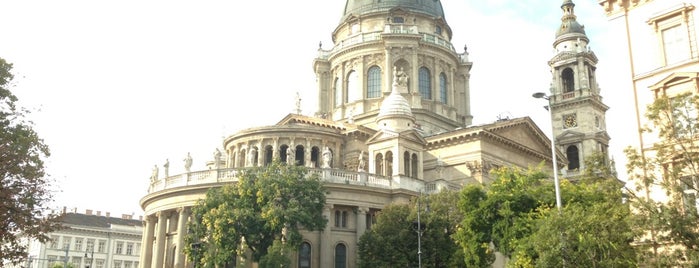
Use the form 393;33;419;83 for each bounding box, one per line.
341;0;445;22
61;213;142;228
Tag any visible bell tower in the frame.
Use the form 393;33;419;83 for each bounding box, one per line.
548;0;610;176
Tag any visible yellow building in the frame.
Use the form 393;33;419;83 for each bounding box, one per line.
139;1;610;267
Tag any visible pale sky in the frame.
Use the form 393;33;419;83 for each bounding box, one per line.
0;0;633;217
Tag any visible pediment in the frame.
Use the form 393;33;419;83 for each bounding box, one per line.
276;114;346;131
649;72;699;91
366;128;426;146
484;117;554;157
556;130;585;141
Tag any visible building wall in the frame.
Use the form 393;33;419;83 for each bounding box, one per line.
599;0;699;202
26;212;142;268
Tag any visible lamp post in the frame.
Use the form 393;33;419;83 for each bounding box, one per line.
84;249;94;268
413;192;429;268
532;92;563;212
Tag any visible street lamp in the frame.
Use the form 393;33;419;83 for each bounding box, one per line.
84;249;94;268
532;92;563;212
413;192;429;268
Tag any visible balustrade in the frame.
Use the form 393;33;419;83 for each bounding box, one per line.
147;167;409;194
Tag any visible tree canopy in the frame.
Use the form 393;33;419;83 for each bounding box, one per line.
625;92;699;266
184;161;326;267
456;163;636;268
357;190;465;268
0;57;61;265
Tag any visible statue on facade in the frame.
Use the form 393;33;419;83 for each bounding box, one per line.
151;164;159;182
394;66;408;87
322;146;333;168
248;147;257;167
184;152;193;172
214;148;222;169
163;159;169;178
357;151;366;172
286;147;295;165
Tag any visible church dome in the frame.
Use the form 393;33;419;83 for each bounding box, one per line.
377;89;413;120
341;0;445;21
554;0;588;42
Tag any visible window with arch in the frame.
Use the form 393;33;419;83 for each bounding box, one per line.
251;147;259;166
334;77;342;107
566;145;580;170
439;72;447;104
298;242;311;268
311;146;320;168
419;67;432;99
279;145;289;164
375;153;384;176
411;153;418;178
335;244;347;268
347;70;360;102
239;149;246;167
264;146;273;166
562;68;574;93
367;66;381;98
404;151;410;177
295;145;305;166
385;151;393;177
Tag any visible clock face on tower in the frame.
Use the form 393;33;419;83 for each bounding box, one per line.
563;114;577;128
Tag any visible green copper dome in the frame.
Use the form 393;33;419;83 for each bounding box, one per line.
341;0;445;21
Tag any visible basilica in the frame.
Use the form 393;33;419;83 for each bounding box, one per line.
139;0;610;267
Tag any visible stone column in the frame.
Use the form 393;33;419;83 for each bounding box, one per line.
174;207;189;268
384;47;393;94
356;207;367;242
140;215;156;268
272;138;279;160
153;211;168;268
320;204;333;268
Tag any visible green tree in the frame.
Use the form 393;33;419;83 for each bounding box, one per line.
357;190;464;268
51;263;75;268
456;163;636;268
0;57;62;265
625;92;699;266
184;161;326;267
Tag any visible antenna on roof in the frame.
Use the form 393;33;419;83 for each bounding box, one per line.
496;112;512;122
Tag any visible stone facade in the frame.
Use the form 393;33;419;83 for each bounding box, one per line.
138;1;579;268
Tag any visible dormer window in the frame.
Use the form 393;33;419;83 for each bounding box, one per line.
435;25;442;35
393;17;404;23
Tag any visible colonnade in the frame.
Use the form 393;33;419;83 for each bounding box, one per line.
226;138;341;169
140;207;191;268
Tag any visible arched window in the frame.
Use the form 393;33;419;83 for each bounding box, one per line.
264;146;273;166
298;242;311;268
385;151;393;177
419;67;432;99
375;153;384;176
367;66;381;98
279;145;289;164
566;145;580;170
251;147;259;166
404;151;410;177
311;146;320;168
334;77;342;107
562;68;574;93
295;145;305;166
347;70;360;102
439;72;447;104
335;244;347;268
239;149;246;167
411;153;418;178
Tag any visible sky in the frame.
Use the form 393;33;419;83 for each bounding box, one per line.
0;0;634;217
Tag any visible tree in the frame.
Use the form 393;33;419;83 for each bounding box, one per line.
625;92;699;266
184;161;327;267
357;190;464;268
456;163;636;268
0;57;62;265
